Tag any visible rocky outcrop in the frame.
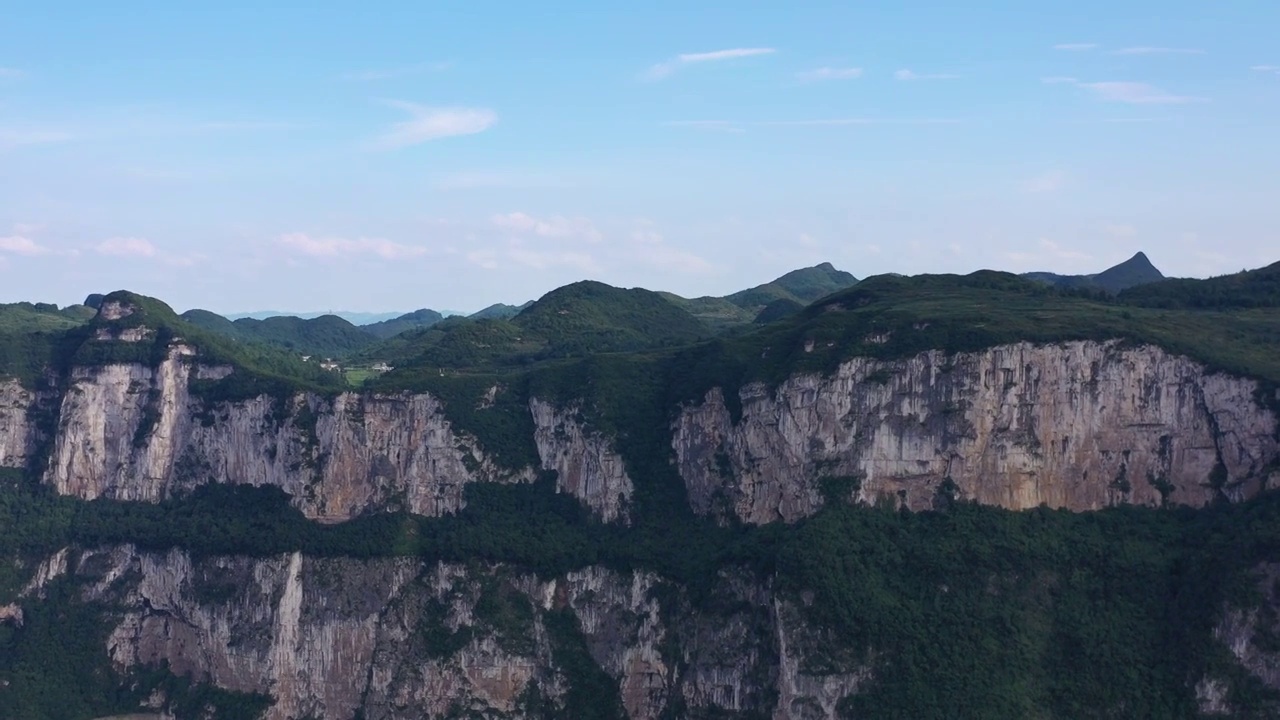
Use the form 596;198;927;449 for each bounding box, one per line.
40;547;869;719
43;351;533;521
675;341;1280;523
0;379;35;469
530;398;634;523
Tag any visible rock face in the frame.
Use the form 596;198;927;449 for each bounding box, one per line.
36;546;867;720
0;379;35;470
16;335;1280;527
674;341;1280;523
41;349;537;521
1198;563;1280;715
530;398;634;523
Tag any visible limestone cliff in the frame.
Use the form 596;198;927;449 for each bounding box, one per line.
26;546;867;720
674;341;1280;524
0;379;35;470
530;398;634;523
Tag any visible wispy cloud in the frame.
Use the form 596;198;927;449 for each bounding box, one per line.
663;120;745;133
1079;81;1206;104
1252;65;1280;76
430;171;571;190
796;66;863;82
338;62;452;81
1024;170;1067;194
894;69;959;81
0;67;23;79
278;232;429;259
492;212;602;242
1053;43;1098;51
1047;77;1206;104
367;101;497;150
626;229;714;274
1110;47;1205;56
0;127;76;151
0;235;51;256
757;117;961;127
644;47;775;80
95;237;157;258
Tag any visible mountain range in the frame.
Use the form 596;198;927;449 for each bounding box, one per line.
5;251;1280;718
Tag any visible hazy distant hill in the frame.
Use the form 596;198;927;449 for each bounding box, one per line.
182;309;377;357
362;309;446;339
470;301;533;320
225;310;406;325
724;262;859;310
359;280;711;369
1023;252;1165;294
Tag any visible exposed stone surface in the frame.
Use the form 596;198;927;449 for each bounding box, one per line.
37;547;870;719
43;352;535;521
675;341;1280;523
530;398;634;522
0;379;35;469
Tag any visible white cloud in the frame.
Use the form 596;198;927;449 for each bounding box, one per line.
1079;81;1206;104
1110;47;1205;56
662;120;746;133
0;67;23;79
1004;238;1094;271
367;102;497;150
0;235;50;256
626;229;714;274
506;247;601;274
492;212;602;242
644;47;775;80
1104;224;1138;239
758;117;961;126
797;67;863;82
338;61;452;81
1252;65;1280;76
278;232;428;259
1054;43;1098;51
1024;171;1067;194
95;237;157;257
894;69;959;81
430;171;570;190
0;127;76;150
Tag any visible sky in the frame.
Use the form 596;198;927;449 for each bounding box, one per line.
1;1;1278;314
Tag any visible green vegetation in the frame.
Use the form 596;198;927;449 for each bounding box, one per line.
1119;261;1280;310
0;301;94;334
362;308;445;339
469;301;533;320
657;292;757;331
182;309;378;357
724;261;859;311
359;280;713;370
0;290;347;400
1;477;1279;718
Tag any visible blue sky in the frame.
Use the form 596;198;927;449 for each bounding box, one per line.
1;1;1277;313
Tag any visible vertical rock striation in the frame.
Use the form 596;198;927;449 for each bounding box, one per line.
674;341;1279;523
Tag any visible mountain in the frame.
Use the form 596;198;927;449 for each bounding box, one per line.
1119;260;1280;309
182;309;377;357
0;301;95;334
361;308;446;339
3;269;1280;718
469;301;533;320
358;280;712;369
659;262;859;331
224;310;407;325
724;261;859;310
1023;251;1165;293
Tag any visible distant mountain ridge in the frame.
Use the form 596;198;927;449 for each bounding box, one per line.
1023;252;1165;293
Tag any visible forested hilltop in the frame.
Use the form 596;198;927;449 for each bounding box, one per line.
1;256;1279;719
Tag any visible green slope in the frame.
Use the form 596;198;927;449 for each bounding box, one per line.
724;262;859;311
362;308;446;339
358;281;712;370
182;309;377;358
